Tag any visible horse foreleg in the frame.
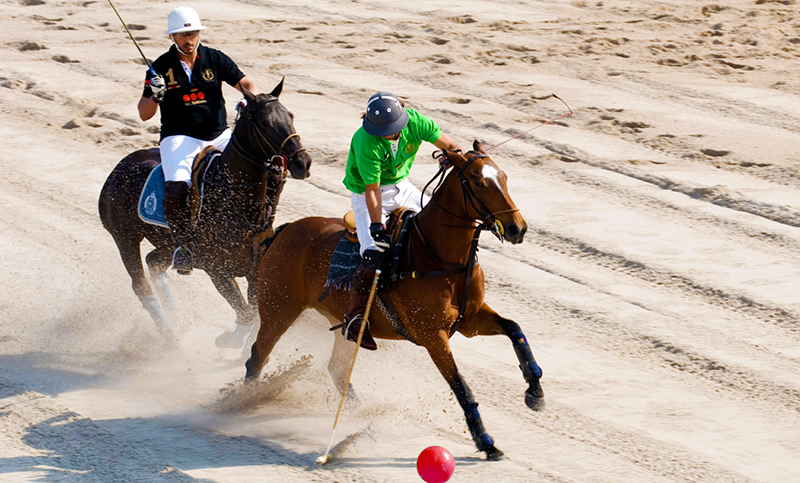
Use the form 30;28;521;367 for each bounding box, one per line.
145;247;181;325
459;304;545;411
239;269;262;357
245;268;259;307
208;273;257;349
113;236;172;331
425;331;504;460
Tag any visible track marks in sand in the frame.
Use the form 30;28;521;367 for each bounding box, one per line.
0;376;199;482
479;256;800;422
498;228;800;336
517;134;800;228
460;364;765;483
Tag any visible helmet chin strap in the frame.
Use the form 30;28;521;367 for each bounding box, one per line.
170;34;195;56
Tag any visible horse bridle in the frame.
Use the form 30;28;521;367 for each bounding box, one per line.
423;150;518;241
229;96;306;173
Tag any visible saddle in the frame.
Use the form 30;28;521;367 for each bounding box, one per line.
324;204;485;343
137;147;221;228
322;208;420;344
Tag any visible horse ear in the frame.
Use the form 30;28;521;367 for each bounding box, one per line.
242;87;256;104
270;76;285;98
443;148;467;169
473;140;487;154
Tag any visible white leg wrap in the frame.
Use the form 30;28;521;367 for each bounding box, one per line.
142;294;172;329
239;318;260;359
227;322;254;350
151;273;181;324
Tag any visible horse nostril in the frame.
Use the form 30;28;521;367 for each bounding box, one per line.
289;156;312;179
504;223;526;243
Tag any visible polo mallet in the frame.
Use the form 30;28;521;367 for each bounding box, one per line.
315;268;382;465
485;94;573;151
106;0;157;77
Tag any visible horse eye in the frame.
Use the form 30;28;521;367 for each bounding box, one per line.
470;173;486;188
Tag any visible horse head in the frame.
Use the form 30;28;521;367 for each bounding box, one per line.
440;140;527;244
239;78;312;180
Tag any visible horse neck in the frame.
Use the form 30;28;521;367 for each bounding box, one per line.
414;172;478;266
217;120;270;210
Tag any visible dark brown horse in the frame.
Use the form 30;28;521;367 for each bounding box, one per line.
98;79;311;344
245;141;543;460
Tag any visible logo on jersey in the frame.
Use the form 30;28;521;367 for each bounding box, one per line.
183;89;207;105
404;143;417;154
201;69;215;82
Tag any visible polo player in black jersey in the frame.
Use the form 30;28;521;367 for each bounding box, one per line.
137;6;261;275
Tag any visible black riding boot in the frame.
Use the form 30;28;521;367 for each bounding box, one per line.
163;181;193;275
342;249;381;351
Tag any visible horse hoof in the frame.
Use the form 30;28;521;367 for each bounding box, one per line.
525;387;545;411
215;331;232;349
483;445;505;461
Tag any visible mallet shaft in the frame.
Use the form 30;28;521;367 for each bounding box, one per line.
317;269;382;464
106;0;156;76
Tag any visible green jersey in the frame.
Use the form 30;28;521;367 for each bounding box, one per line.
343;108;442;194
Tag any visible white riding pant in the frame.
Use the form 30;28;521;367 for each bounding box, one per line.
159;129;232;185
350;178;430;256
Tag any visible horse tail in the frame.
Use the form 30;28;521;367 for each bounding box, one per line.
261;223;289;252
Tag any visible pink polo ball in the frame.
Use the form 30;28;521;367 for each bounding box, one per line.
416;446;455;483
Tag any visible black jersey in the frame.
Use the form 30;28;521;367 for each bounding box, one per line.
143;44;245;141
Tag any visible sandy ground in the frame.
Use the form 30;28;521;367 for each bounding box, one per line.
2;0;800;481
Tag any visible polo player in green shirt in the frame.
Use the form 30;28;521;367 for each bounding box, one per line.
341;91;462;350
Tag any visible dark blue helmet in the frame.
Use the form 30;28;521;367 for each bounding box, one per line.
362;92;409;137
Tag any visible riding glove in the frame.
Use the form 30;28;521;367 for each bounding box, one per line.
370;222;391;252
150;74;166;103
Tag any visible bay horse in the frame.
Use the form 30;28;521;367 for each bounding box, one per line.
245;141;544;460
98;79;311;343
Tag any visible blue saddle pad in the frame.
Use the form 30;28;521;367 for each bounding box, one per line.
138;164;169;228
325;236;362;290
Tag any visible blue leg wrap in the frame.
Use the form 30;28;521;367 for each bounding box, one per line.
465;405;494;449
477;432;494;449
510;331;543;382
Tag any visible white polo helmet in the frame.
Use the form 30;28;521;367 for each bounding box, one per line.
165;7;206;35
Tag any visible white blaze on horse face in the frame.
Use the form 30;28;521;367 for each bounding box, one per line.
481;164;501;187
